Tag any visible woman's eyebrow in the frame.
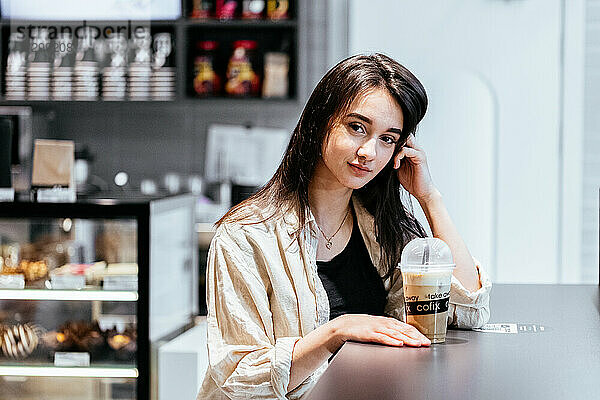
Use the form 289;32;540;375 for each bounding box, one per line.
347;112;372;124
347;112;403;135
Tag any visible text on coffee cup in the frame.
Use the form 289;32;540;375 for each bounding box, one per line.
404;291;450;302
405;298;450;316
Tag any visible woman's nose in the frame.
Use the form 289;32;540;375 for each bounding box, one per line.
357;137;377;160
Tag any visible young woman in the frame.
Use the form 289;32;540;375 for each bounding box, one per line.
197;53;492;399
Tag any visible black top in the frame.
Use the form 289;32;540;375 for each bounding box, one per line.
316;213;387;321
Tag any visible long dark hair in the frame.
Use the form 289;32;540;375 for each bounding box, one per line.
217;53;428;278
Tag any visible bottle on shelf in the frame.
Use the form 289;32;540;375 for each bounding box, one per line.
266;0;289;20
193;40;221;97
242;0;266;19
225;40;260;97
191;0;215;19
262;52;289;98
215;0;239;20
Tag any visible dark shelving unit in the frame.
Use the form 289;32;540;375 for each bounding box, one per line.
0;0;299;105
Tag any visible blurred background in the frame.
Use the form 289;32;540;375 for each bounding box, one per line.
0;0;597;285
0;1;598;399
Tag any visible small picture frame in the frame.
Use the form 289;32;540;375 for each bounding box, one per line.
31;139;76;203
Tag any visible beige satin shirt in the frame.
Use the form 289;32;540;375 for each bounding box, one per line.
197;196;492;399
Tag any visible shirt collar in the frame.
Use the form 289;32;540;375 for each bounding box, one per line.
282;201;316;236
281;194;383;272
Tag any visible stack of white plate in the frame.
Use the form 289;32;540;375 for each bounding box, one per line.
5;64;27;100
150;66;176;101
27;62;51;100
5;33;28;100
102;66;127;101
73;61;99;101
51;66;73;101
128;62;151;101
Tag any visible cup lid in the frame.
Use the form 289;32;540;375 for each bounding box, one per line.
399;238;455;270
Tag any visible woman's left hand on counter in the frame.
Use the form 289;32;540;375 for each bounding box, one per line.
393;134;439;203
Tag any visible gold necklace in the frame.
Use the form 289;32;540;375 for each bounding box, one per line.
316;207;350;250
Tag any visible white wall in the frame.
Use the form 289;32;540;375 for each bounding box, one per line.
582;0;600;283
347;0;583;283
562;0;586;283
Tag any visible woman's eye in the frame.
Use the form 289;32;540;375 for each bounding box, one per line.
380;136;397;145
349;123;365;134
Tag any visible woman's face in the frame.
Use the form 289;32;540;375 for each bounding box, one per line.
319;87;404;190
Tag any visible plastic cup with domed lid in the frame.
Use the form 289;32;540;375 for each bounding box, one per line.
399;238;456;343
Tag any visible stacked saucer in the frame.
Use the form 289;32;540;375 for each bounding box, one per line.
128;62;151;101
102;66;127;101
5;33;28;100
52;33;74;100
150;66;176;101
73;61;99;101
51;67;73;101
5;64;27;100
27;62;51;100
103;33;128;101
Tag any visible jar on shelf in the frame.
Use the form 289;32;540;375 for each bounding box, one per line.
266;0;289;20
262;52;289;98
193;40;221;97
216;0;239;20
242;0;265;19
191;0;215;19
225;40;260;97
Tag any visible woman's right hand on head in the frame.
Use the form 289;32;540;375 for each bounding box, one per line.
329;314;431;349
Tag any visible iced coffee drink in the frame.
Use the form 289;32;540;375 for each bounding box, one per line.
399;238;455;344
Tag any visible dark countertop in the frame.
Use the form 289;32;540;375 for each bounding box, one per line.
0;193;197;218
305;284;600;400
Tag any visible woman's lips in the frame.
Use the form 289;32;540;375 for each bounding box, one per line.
348;162;372;176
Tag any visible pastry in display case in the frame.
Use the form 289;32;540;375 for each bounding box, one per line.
0;322;43;359
0;195;198;400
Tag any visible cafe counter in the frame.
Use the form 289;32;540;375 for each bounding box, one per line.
305;284;600;400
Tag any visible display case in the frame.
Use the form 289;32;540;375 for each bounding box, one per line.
0;194;197;400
